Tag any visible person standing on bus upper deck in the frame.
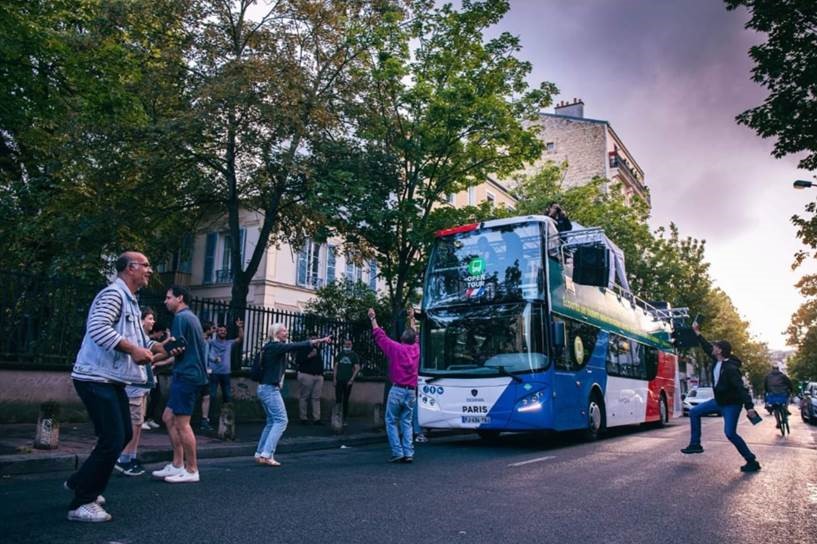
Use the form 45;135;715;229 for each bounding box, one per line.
546;202;572;232
368;306;420;464
680;322;761;473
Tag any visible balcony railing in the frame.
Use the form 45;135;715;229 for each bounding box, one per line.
214;269;234;283
608;152;647;194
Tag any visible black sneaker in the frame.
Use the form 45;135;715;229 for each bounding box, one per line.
122;460;145;477
740;460;761;472
401;457;414;464
388;455;404;463
113;461;129;474
200;419;213;432
680;444;704;454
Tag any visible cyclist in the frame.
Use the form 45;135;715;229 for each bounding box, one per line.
763;364;793;428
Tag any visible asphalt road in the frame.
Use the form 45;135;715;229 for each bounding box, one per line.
2;408;815;544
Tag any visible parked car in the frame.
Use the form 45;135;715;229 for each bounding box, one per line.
800;382;817;424
682;387;719;416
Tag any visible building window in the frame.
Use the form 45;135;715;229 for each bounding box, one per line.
203;232;218;284
486;191;496;206
546;142;556;153
368;260;377;291
446;193;455;205
345;255;362;283
216;228;245;283
297;239;325;289
326;245;336;283
468;186;476;206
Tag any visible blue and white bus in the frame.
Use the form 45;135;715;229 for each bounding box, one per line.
418;215;683;439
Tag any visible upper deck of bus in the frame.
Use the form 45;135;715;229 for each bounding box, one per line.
424;214;674;350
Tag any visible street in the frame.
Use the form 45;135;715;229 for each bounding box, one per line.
2;410;815;544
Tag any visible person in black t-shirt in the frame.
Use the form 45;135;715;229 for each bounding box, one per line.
333;339;361;424
296;333;325;424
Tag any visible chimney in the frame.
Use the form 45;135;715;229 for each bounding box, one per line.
554;98;584;118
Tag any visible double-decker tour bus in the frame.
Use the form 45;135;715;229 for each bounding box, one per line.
418;215;686;439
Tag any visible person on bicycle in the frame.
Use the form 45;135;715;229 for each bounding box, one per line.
763;364;793;425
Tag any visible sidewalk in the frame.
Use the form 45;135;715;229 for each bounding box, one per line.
0;417;387;476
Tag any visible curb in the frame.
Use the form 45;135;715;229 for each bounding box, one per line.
0;432;388;477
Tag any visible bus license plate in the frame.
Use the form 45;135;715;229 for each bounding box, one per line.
461;415;490;424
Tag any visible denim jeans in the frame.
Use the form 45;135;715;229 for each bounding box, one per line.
412;390;421;435
256;384;288;458
209;373;232;403
385;386;415;458
68;380;132;509
689;397;756;462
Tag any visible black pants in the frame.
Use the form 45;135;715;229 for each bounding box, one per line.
335;380;353;419
67;380;132;509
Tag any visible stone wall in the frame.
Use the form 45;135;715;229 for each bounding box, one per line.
532;115;608;189
0;369;387;423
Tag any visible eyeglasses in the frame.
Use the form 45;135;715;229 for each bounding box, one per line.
129;262;152;269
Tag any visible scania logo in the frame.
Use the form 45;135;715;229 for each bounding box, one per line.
470;389;478;397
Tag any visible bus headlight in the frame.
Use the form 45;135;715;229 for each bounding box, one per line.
516;391;544;413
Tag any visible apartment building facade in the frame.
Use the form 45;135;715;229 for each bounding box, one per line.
525;99;650;207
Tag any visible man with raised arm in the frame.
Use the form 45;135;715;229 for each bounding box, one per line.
369;307;420;464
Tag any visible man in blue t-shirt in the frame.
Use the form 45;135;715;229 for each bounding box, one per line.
207;320;244;403
151;285;208;484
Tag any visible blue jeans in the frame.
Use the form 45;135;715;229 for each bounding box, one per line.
68;380;132;509
385;386;415;458
256;384;288;458
412;390;421;435
689;398;756;462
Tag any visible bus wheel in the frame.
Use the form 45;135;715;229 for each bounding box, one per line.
477;430;501;442
657;395;668;427
584;395;604;441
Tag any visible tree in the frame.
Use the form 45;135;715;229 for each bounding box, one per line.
725;0;817;171
318;0;555;332
304;279;390;325
162;0;391;317
786;275;817;381
0;0;201;280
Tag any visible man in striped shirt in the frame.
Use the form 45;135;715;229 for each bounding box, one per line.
67;252;176;522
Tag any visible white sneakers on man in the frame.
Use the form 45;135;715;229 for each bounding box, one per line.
164;470;200;483
151;463;185;479
67;502;112;522
63;481;105;505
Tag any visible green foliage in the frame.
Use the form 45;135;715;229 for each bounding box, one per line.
0;0;201;281
317;0;555;331
304;280;391;325
785;275;817;381
725;0;817;171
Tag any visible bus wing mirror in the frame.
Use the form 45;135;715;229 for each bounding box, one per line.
551;322;565;348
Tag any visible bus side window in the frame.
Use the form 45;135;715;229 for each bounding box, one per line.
569;321;598;369
552;318;568;370
645;346;659;380
631;342;646;380
606;334;619;375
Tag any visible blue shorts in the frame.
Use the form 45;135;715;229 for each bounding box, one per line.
167;378;199;416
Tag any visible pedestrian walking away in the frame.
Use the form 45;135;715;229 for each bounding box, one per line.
296;332;326;425
333;338;361;425
66;252;177;522
681;322;761;472
152;285;208;484
369;306;420;464
255;324;332;466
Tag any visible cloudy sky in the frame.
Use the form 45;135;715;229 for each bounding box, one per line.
491;0;813;349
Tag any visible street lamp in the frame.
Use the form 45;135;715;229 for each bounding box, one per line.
793;179;816;189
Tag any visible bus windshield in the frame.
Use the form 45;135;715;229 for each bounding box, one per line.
425;223;544;309
422;303;547;376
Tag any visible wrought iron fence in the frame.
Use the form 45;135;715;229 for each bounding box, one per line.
0;271;386;376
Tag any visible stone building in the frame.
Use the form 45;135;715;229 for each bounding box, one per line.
525;99;650;207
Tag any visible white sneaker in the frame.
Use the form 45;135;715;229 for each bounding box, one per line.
63;481;105;505
141;422;151;430
147;420;160;429
164;470;200;483
67;502;112;522
151;463;185;479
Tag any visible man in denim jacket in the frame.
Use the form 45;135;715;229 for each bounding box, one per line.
66;252;173;522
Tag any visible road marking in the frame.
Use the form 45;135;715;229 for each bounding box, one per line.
507;455;556;467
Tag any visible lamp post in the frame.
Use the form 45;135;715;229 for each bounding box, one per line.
793;179;816;189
